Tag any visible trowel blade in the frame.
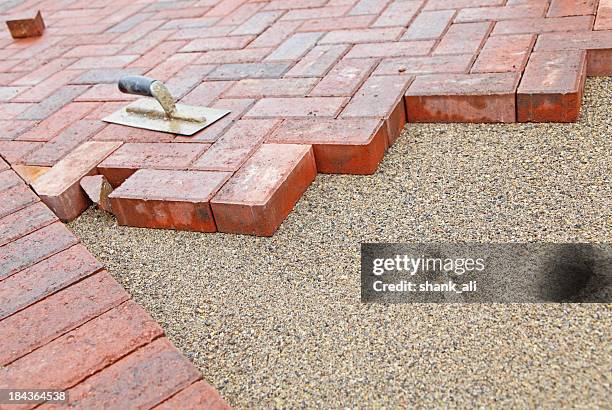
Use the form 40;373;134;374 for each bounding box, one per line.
103;98;231;136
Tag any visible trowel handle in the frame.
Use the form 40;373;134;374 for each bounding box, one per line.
118;76;156;97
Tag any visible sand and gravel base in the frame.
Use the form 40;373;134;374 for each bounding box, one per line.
70;77;611;409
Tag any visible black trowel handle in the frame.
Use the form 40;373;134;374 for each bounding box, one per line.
118;76;156;97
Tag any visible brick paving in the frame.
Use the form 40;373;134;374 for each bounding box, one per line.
0;0;609;405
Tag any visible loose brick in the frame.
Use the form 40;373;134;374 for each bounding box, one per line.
310;58;377;97
31;141;121;221
0;201;56;248
109;169;231;232
285;45;349;78
208;62;291;80
265;32;323;61
223;78;317;98
1;301;163;392
192;119;280;171
297;15;375;32
595;0;612;30
471;34;535;73
17;102;99;142
80;174;113;213
176;98;255;143
42;338;200;410
0;271;128;366
0;244;99;319
372;0;422;28
154;381;231;410
433;22;492;55
12;165;50;184
0;184;38;219
535;31;612;76
341;75;412;146
18;85;88;121
455;4;548;22
6;11;45;39
402;10;455;40
0;221;78;280
345;41;435;59
320;28;403;44
491;16;595;35
0;169;22;192
374;54;474;75
182;35;254;52
98;143;209;187
22;120;107;166
405;72;520;123
212;144;317;236
268;118;387;174
517;50;587;123
245;97;346;118
547;0;597;17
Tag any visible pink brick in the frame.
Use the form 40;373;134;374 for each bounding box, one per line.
154;381;230;410
231;10;283;35
372;0;422;28
348;0;390;16
0;222;78;281
211;144;317;236
285;44;349;77
268;118;387;174
197;48;272;64
245;97;346;118
12;70;84;103
42;338;200;409
63;43;127;58
0;120;35;141
491;16;595;35
319;28;403;44
181;81;234;105
405;72;520;122
265;32;323;61
18;85;89;121
223;78;317;98
75;83;139;102
109;169;231;232
248;20;302;48
0;244;101;320
70;55;139;69
547;0;597;17
0;271;128;366
265;0;327;10
297;15;374;32
595;0;612;30
424;0;503;9
0;184;38;219
471;34;535;73
128;41;187;69
456;4;548;22
208;62;292;80
218;3;266;26
93;124;175;143
12;58;76;86
145;53;201;81
374;54;474;75
0;169;22;192
281;6;350;21
341;75;412;146
182;35;254;52
0;201;56;247
517;50;587;122
31;141;121;221
433;22;492;55
191;119;280;171
22;120;107;166
17;102;99;142
402;10;455;40
345;41;435;59
98;143;209;187
310;58;377;97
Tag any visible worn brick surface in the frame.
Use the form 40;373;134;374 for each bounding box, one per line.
98;143;209;187
212;144;317;236
32;141;121;221
41;338;200;410
0;271;128;366
406;73;521;123
471;34;535;73
0;245;101;320
310;58;376;97
517;50;587;122
402;10;454;40
109;169;231;232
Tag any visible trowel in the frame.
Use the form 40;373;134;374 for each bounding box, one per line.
103;76;230;136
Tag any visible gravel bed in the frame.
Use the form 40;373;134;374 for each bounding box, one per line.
69;77;611;409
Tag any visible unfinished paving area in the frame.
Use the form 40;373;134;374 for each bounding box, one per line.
71;77;611;408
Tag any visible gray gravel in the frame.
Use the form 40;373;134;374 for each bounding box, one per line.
69;77;611;409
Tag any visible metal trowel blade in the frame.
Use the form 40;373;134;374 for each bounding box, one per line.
102;98;231;136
